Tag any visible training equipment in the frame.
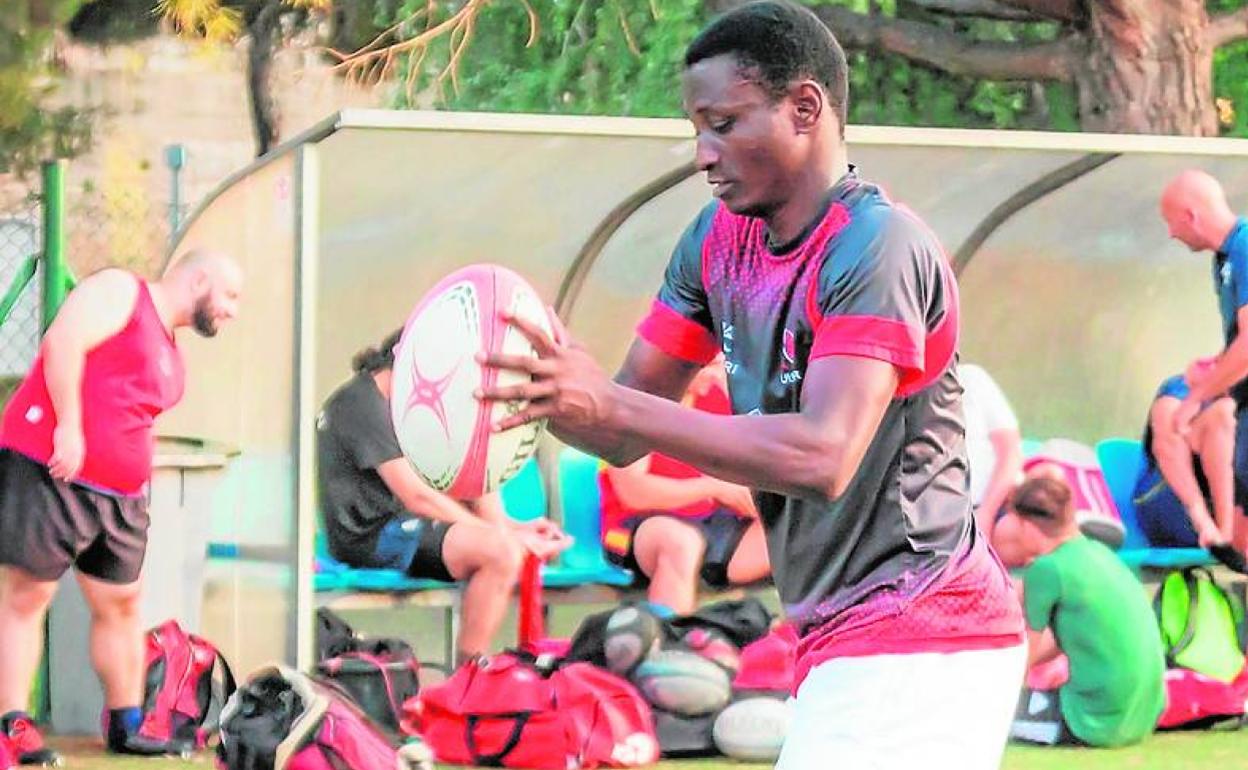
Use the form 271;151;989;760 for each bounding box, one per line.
711;697;791;762
391;264;553;499
315;608;439;735
1154;567;1247;683
603;606;665;676
633;649;731;717
216;666;422;770
412;652;658;769
681;626;741;674
139;620;236;754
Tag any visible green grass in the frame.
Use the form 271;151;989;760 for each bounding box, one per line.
49;729;1248;770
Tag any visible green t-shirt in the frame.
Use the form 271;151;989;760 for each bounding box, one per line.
1023;535;1165;747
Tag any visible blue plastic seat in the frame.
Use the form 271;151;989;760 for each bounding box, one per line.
1095;437;1214;570
543;447;634;587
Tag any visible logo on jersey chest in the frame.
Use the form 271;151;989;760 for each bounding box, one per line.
779;327;803;385
1222;261;1233;287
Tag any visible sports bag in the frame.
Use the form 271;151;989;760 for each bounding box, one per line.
138;620;236;752
408;651;658;769
1155;568;1248;683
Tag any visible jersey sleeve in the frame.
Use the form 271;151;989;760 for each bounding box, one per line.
1022;555;1061;633
1228;225;1248;313
810;208;953;393
338;386;405;470
635;203;720;365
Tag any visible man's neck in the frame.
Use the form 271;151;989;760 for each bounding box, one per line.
763;156;849;246
1209;211;1241;253
146;280;181;334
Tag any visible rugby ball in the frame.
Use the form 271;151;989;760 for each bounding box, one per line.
711;697;791;762
390;264;553;499
603;606;665;676
632;649;731;717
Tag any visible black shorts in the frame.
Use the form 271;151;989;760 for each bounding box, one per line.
0;449;150;584
372;516;454;582
604;508;752;589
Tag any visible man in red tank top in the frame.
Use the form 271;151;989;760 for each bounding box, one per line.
0;250;241;763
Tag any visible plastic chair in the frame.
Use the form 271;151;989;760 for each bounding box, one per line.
501;456;546;524
1095;437;1214;570
542;447;633;587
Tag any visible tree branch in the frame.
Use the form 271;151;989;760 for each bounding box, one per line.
902;0;1041;22
990;0;1079;23
813;5;1076;82
1208;6;1248;49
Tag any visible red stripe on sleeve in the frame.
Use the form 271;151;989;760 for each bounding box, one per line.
810;314;924;388
636;300;719;365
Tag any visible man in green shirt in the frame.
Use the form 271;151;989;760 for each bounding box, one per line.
1008;467;1165;747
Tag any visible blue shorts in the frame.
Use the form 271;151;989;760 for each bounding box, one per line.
1133;464;1202;548
373;516;454;582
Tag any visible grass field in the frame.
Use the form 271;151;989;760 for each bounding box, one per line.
48;729;1248;770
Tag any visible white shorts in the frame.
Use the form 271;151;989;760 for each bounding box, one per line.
776;644;1026;770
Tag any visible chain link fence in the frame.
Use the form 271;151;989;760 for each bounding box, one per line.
0;148;211;410
0;187;43;405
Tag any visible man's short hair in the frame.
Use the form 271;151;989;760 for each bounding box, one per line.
685;0;849;132
1011;476;1075;533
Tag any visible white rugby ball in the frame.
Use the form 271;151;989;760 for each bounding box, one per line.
390;264;552;499
711;697;791;762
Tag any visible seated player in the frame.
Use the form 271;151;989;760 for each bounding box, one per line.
1008;470;1165;748
1134;370;1242;555
317;329;568;663
599;360;770;616
960;363;1024;541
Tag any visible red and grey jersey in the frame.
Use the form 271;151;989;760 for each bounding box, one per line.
637;171;1023;682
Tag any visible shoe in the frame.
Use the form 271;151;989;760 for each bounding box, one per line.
106;732;177;757
1209;543;1248;574
0;712;62;767
1075;510;1125;549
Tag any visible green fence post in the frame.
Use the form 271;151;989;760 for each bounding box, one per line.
41;160;68;331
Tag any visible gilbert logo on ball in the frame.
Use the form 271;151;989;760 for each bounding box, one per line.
390;264;553;499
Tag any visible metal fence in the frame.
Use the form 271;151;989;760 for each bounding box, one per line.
0;190;43;398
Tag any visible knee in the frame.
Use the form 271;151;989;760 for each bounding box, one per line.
478;529;524;581
0;573;56;617
653;528;705;575
90;588;141;624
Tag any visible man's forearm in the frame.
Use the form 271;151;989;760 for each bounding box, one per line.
596;384;844;500
1189;344;1248;402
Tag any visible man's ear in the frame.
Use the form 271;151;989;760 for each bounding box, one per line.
790;80;825;135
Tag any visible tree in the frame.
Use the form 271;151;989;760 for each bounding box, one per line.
156;0;329;157
809;0;1248;135
0;1;94;175
353;0;1248;137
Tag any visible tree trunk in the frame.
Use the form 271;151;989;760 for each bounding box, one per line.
1073;0;1217;135
246;3;282;157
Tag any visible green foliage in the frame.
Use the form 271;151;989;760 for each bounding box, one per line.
1210;0;1248;137
0;1;94;175
394;0;706;117
385;0;1245;137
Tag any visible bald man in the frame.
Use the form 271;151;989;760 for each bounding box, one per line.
1159;170;1248;558
0;252;242;762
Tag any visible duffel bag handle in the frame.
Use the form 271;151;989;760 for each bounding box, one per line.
465;713;531;767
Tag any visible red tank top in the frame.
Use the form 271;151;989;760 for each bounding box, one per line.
0;278;185;496
599;384;731;533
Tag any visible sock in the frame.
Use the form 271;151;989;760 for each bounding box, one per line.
106;707;143;746
640;601;676;620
